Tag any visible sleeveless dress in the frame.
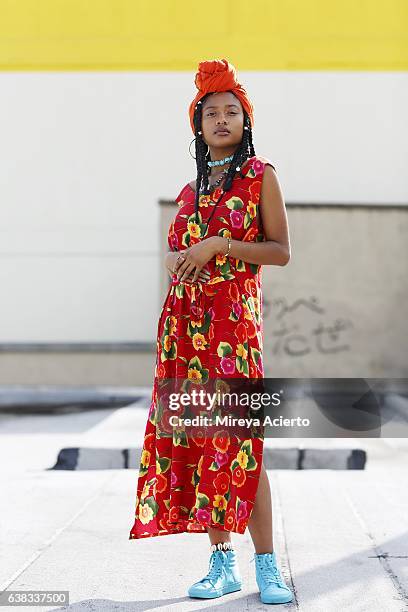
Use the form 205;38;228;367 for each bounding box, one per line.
129;154;276;540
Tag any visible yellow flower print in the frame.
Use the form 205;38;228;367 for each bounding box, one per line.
163;335;173;352
192;333;208;351
242;302;253;321
168;316;177;335
187;220;201;238
141;449;150;467
191;319;203;328
199;194;211;208
237;449;249;469
215;252;227;267
214;495;228;511
141;482;150;499
139;503;154;525
247;201;257;219
188;367;203;383
236;344;248;360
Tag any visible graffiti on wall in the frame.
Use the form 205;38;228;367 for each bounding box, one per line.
263;296;354;357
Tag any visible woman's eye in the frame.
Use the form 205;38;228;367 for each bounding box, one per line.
206;112;237;117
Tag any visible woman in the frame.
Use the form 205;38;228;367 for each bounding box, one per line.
129;58;293;605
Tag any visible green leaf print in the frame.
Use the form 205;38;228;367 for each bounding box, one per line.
200;369;209;384
241;439;253;456
217;342;233;357
200;311;211;334
189;355;203;370
196;492;210;509
244;211;253;230
209;460;219;471
182;232;191;247
144;496;159;515
187;311;211;337
246;454;258;471
191;469;200;487
230;459;240;472
229;310;239;322
175;284;185;299
218;259;231;275
212;507;225;524
188;211;202;223
225;196;244;211
173;429;190;448
158;456;171;473
249;261;260;274
242;359;249;376
250;347;261;365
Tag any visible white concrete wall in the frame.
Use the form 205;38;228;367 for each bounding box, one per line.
0;72;407;345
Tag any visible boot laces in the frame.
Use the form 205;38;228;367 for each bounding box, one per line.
256;555;284;586
200;551;224;585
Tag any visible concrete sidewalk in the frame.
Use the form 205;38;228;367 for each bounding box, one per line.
1;402;407;610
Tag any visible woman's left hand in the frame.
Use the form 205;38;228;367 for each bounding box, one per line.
174;237;222;283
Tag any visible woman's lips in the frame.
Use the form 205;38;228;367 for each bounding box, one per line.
215;131;230;136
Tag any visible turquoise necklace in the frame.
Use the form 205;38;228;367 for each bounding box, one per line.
207;154;234;168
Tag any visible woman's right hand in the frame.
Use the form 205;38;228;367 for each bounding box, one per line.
165;251;211;284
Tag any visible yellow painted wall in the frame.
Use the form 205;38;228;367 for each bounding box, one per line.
0;0;406;70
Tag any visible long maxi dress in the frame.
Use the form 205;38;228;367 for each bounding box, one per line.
129;154;276;539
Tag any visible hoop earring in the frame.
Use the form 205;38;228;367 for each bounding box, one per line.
189;137;210;160
188;138;196;160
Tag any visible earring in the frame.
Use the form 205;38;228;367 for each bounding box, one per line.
189;138;196;160
189;136;210;159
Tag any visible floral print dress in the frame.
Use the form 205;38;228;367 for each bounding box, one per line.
129;155;276;539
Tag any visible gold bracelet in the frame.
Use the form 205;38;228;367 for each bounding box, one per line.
224;236;232;257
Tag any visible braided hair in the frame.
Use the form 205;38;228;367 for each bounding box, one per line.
192;92;256;223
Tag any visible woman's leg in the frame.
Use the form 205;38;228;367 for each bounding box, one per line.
206;526;231;545
247;461;274;553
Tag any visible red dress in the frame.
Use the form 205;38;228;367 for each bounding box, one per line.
129;154;276;539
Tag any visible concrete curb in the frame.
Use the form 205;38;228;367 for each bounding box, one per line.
49;446;366;470
0;386;151;412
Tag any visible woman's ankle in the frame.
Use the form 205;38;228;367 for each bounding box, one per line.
210;541;234;552
254;549;274;555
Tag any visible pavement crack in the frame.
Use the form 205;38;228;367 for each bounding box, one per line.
343;488;408;607
274;472;300;609
1;472;116;593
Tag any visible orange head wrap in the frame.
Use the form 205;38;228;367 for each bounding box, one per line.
188;58;254;135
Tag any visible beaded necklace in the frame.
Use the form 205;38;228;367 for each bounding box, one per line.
200;168;229;238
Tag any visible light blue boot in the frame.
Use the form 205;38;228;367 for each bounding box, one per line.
188;549;242;599
251;551;293;604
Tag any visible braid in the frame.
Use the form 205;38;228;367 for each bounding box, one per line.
192;93;256;223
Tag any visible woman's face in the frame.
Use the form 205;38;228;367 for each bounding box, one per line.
201;91;244;152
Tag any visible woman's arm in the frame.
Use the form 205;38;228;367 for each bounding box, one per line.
173;166;290;282
211;165;290;266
